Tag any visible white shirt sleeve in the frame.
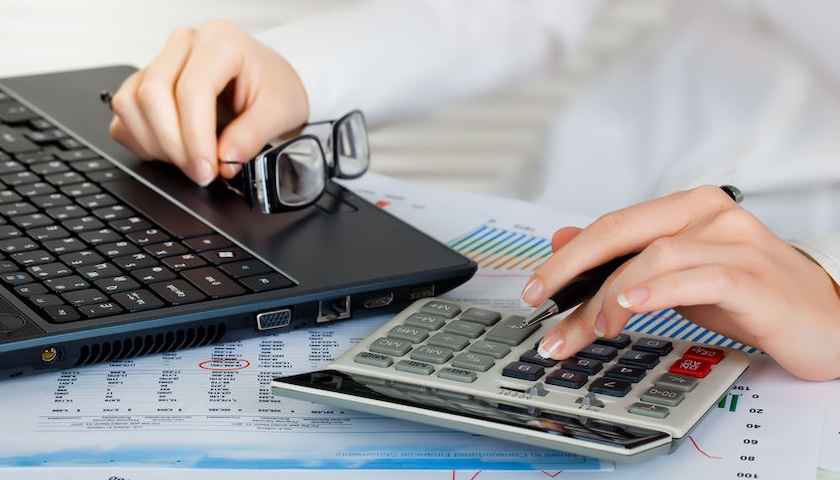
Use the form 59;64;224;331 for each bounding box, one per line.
789;235;840;286
254;0;605;124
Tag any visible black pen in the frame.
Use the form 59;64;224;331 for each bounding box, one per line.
519;185;743;328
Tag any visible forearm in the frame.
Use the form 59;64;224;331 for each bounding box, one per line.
255;0;605;125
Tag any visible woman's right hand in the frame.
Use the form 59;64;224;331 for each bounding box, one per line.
108;20;310;186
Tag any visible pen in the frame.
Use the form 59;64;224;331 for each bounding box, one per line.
519;184;743;328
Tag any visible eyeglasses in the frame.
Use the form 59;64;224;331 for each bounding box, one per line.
224;110;369;213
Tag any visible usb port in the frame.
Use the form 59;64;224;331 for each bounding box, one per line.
317;296;352;323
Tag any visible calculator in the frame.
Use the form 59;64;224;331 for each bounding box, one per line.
271;298;750;462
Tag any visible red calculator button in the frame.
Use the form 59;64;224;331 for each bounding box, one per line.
683;345;725;364
669;358;713;378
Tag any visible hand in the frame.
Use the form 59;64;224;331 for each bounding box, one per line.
108;20;309;186
520;185;840;381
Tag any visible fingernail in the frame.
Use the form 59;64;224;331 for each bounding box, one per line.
617;286;650;309
187;158;214;187
521;277;545;306
594;310;607;338
224;146;240;164
537;331;565;359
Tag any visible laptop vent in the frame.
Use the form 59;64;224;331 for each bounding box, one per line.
74;324;227;366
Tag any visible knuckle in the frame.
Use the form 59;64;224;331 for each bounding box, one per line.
644;237;682;267
591;210;628;242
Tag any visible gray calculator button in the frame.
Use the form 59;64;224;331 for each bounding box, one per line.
656;372;698;392
395;359;435;375
460;307;502;325
404;312;447;330
485;315;535;345
428;332;470;351
438;367;478;383
629;402;670;419
369;337;413;356
388;324;430;343
353;351;394;368
419;300;461;319
641;386;685;407
469;340;511;359
410;345;454;364
452;352;495;372
444;320;485;338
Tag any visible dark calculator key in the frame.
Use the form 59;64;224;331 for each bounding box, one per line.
619;350;661;369
519;349;559;367
561;357;603;375
604;365;647;383
502;361;545;381
594;333;631;349
633;338;673;356
546;369;588;389
577;344;618;362
588;377;632;397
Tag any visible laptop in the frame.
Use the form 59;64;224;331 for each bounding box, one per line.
0;65;477;379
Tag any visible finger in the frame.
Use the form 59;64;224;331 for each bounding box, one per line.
526;186;738;305
536;295;622;360
109;71;161;160
134;28;196;174
550;226;582;252
174;21;246;185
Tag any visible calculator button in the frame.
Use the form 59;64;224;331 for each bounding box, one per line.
437;367;478;383
641;386;685;407
369;337;413;357
594;333;631;349
452;352;495;372
404;312;447;330
561;356;603;375
655;372;698;392
502;361;545;381
588;377;632;397
460;307;502;325
577;344;618;362
628;402;670;419
395;359;435;375
632;338;673;356
683;345;725;364
353;351;394;368
444;320;486;338
388;324;430;343
410;345;454;364
604;365;647;383
519;349;559;367
428;332;470;351
469;340;511;359
619;350;661;369
419;300;461;318
669;357;713;378
485;315;537;345
546;369;588;389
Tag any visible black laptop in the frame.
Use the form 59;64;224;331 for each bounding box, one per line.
0;65;476;379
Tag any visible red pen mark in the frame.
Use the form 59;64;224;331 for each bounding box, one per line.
541;471;564;478
451;471;482;480
198;358;251;371
689;436;723;459
375;200;390;208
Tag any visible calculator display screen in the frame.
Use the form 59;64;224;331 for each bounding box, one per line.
274;370;669;452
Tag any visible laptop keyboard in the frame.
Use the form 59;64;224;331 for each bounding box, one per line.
0;89;294;323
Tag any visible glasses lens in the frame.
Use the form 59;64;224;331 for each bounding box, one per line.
271;137;326;207
333;111;369;178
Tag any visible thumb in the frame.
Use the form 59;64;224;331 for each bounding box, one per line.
216;102;303;178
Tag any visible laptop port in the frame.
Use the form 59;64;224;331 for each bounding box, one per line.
318;296;352;323
256;308;292;330
409;284;435;300
362;293;394;309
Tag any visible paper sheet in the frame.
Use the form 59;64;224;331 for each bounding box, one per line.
0;173;830;479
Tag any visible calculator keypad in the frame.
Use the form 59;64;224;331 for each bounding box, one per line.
349;299;738;420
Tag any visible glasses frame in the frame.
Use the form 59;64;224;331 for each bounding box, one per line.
224;110;369;213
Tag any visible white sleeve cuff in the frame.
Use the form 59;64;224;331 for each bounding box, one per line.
789;234;840;285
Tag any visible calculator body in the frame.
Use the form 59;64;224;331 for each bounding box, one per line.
271;299;750;462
